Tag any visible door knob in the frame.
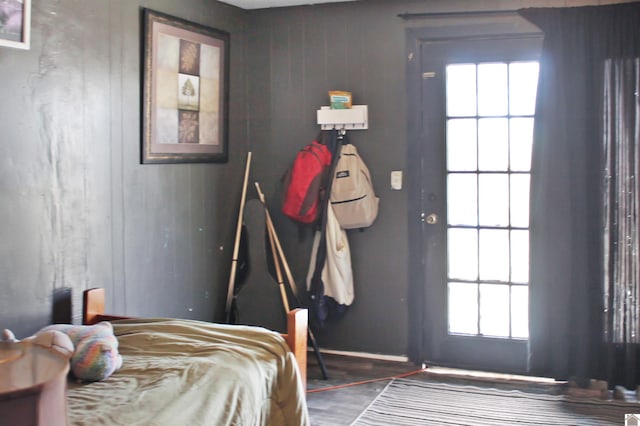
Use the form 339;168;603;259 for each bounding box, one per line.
425;213;438;224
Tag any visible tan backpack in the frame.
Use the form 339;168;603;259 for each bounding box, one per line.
329;144;379;229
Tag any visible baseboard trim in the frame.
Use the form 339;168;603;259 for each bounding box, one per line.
425;366;559;383
314;348;409;363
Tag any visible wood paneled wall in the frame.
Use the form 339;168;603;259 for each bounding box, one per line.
0;0;247;337
0;0;629;357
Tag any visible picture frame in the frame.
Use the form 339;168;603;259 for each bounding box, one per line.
142;9;229;164
0;0;31;50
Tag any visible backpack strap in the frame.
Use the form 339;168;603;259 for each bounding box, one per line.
309;129;342;326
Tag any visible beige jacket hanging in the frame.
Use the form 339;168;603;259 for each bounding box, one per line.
306;204;354;306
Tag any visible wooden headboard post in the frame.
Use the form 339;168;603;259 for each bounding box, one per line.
284;308;308;388
83;288;105;325
82;288;131;325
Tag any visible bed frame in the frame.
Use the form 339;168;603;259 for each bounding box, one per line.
82;288;308;387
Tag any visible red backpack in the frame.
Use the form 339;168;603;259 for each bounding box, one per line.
282;139;332;224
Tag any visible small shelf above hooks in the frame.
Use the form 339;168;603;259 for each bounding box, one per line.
316;105;368;130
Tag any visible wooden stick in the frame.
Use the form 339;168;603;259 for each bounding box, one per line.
256;180;291;313
254;181;329;379
267;220;291;313
225;152;252;322
254;182;300;299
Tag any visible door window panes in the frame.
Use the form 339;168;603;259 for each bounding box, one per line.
510;230;529;284
511;285;529;338
510;174;530;228
478;63;508;116
446;64;477;117
478;118;509;171
447;119;478;171
448;228;478;281
448;174;478;226
509;62;539;116
479;284;510;337
479;229;510;282
449;282;478;334
510;118;534;172
479;174;509;227
446;59;538;339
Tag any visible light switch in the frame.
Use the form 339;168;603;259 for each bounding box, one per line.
391;170;403;190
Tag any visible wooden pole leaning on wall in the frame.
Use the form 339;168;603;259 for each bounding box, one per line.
225;152;252;323
254;182;300;300
254;182;329;380
266;221;290;314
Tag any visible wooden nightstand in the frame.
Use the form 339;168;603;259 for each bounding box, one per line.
0;342;69;426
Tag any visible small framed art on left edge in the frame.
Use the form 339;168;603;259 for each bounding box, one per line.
0;0;31;50
142;8;230;164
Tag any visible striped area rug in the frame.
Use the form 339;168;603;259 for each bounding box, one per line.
351;378;640;425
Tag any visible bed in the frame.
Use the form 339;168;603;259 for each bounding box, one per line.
65;288;309;426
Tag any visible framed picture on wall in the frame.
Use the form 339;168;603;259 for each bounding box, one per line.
0;0;31;50
142;8;229;164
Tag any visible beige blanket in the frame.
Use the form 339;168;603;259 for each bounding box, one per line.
66;318;309;426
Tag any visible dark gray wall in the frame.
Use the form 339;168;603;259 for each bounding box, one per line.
243;0;488;357
0;0;247;337
244;0;414;356
242;0;618;357
0;0;620;357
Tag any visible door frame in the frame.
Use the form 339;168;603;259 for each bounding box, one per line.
405;18;543;370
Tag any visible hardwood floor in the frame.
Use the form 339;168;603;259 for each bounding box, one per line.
305;352;568;426
306;353;421;426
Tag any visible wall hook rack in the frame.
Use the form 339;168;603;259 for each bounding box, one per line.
316;105;368;130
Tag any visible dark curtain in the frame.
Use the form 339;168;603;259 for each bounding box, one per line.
603;55;640;389
519;3;640;388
